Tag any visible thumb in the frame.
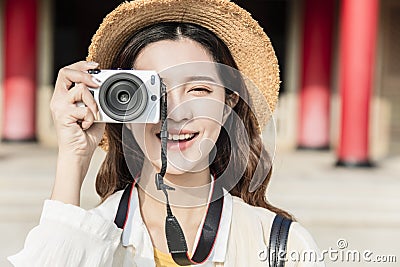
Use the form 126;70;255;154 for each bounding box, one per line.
87;122;106;146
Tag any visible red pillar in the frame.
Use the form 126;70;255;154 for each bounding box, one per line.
298;0;334;149
336;0;379;167
2;0;37;141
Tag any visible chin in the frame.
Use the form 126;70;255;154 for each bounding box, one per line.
149;157;209;176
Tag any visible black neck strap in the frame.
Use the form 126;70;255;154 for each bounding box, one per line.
114;183;133;229
114;181;224;265
168;181;223;265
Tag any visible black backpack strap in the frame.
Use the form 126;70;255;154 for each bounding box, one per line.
114;183;133;229
269;214;292;267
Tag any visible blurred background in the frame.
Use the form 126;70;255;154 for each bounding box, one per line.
0;0;399;266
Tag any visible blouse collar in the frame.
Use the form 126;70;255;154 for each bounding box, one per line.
121;175;233;265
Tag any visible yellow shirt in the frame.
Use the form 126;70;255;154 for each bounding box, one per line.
154;248;185;267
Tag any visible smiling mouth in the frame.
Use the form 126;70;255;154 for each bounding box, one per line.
156;132;199;142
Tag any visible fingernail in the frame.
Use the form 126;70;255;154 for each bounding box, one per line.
92;77;102;86
87;61;99;67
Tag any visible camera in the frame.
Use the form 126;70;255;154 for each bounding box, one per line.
87;69;161;123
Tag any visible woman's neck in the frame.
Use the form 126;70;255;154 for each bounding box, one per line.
137;159;212;253
137;158;212;207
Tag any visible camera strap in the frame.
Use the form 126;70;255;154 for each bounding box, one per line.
168;184;223;265
114;181;223;265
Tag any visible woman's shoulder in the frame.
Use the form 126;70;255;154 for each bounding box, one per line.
230;195;320;252
230;195;276;223
90;189;125;220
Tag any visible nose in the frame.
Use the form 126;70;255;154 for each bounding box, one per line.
166;87;193;122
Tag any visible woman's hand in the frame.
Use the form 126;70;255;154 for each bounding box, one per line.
50;61;105;157
50;61;105;205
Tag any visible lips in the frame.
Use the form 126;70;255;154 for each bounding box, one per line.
156;132;199;142
155;131;200;151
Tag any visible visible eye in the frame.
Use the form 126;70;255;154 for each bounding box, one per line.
188;87;212;95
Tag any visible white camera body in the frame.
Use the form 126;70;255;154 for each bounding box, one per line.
88;69;161;123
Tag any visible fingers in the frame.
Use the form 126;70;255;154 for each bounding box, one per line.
87;122;106;141
69;60;99;72
69;106;96;130
67;83;98;118
55;61;101;93
51;60;102;131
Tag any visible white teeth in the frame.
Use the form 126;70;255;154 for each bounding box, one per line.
167;133;195;141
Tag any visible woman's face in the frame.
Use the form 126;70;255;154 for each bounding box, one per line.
126;38;228;175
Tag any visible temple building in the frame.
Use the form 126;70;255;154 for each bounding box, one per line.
0;0;398;166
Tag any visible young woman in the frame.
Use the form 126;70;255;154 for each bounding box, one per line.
9;0;324;266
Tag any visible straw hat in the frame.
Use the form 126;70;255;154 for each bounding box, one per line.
87;0;280;150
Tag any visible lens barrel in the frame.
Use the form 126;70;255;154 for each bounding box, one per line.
99;73;148;122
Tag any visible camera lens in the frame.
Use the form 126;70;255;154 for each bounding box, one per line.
117;90;130;104
99;73;148;122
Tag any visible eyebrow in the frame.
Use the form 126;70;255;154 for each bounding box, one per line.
184;76;218;83
161;75;219;85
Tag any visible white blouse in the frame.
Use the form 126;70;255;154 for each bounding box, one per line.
8;186;325;267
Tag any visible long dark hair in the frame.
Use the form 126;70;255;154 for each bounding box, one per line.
96;22;293;220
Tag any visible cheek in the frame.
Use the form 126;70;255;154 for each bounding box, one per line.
126;124;154;155
191;100;224;145
203;120;222;145
190;97;225;125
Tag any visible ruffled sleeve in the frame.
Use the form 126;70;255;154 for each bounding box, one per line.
8;199;123;267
